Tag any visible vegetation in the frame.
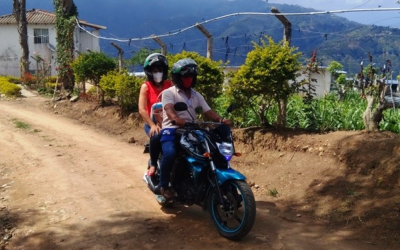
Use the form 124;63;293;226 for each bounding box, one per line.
226;36;302;128
53;0;78;91
0;76;21;97
12;119;31;130
13;0;29;77
71;51;117;104
99;70;143;111
167;51;225;109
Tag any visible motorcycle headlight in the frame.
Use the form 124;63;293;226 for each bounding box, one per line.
216;142;234;161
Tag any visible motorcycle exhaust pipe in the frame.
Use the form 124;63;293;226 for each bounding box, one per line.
142;173;160;195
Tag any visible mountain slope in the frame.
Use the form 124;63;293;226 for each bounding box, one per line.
0;0;399;75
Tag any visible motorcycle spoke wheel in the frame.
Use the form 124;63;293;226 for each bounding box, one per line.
209;180;256;240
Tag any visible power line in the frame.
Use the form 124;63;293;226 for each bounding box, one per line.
75;8;400;43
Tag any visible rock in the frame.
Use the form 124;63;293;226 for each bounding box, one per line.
70;96;79;102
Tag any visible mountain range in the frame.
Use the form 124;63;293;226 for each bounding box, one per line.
1;0;400;76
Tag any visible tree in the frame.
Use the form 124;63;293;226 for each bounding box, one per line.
361;53;390;131
226;36;302;128
167;51;225;108
53;0;78;92
327;61;347;100
13;0;29;77
128;47;157;71
71;51;117;104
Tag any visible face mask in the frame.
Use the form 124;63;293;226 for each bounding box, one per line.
153;72;163;83
181;77;193;89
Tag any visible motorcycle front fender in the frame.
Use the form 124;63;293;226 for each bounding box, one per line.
215;168;246;185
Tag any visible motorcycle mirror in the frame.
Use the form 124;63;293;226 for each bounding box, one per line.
174;102;188;111
227;103;235;113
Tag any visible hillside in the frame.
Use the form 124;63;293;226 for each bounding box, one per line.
1;0;400;75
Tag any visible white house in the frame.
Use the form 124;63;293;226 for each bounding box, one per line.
295;66;332;97
223;65;333;97
0;9;106;77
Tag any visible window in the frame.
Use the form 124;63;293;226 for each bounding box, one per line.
34;29;49;44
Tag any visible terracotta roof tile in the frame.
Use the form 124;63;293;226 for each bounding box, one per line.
0;9;105;29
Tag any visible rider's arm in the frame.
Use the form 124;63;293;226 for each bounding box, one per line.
164;103;185;127
204;110;231;126
138;84;156;127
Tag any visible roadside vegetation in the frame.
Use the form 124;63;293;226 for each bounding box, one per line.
3;34;400;134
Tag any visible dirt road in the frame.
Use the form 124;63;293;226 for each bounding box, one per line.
0;97;385;250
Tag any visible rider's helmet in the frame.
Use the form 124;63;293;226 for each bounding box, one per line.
171;58;198;90
143;53;168;83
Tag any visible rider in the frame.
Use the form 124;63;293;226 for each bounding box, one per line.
138;53;172;176
158;58;231;199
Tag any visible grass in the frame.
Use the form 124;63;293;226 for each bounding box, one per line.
268;188;279;197
12;119;31;130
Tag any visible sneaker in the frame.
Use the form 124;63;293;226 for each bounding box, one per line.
160;187;173;200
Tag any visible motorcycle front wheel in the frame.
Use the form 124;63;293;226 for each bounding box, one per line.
208;180;256;240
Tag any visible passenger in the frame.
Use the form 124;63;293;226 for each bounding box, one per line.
138;53;172;176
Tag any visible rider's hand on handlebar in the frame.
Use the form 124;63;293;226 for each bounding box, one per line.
173;118;186;127
221;118;232;126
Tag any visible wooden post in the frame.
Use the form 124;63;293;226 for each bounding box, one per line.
271;7;292;45
195;23;213;60
151;35;167;56
271;7;292;127
110;42;124;72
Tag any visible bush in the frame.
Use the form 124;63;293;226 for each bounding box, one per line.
21;73;37;87
98;71;142;110
0;80;21;97
99;71;118;99
115;74;142;111
6;76;22;85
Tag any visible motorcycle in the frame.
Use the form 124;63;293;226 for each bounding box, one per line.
142;102;256;240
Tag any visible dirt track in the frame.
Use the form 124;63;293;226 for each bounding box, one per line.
0;97;389;250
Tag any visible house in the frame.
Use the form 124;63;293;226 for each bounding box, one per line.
0;9;106;77
295;66;332;97
223;65;333;97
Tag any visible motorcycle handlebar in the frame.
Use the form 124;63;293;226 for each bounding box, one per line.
171;120;223;127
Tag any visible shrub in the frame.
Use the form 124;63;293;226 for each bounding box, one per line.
6;76;22;84
0;81;21;97
99;71;118;99
115;73;142;111
21;73;37;87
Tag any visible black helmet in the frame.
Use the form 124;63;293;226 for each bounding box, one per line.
171;58;198;90
143;53;168;83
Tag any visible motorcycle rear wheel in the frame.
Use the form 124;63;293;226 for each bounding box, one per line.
209;180;256;240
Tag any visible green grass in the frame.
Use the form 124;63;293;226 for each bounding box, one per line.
12;119;31;130
268;188;279;197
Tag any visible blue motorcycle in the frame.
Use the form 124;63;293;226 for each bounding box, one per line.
143;102;256;240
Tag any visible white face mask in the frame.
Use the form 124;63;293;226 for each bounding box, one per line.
153;72;163;83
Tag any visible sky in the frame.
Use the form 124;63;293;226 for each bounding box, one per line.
268;0;400;27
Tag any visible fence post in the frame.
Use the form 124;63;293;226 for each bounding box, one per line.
110;42;124;72
151;35;167;56
195;23;213;60
271;7;292;45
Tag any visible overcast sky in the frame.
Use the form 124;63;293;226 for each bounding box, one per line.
269;0;400;27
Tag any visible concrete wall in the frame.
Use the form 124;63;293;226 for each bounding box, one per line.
0;24;101;77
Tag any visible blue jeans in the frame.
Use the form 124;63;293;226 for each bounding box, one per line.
159;137;179;188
